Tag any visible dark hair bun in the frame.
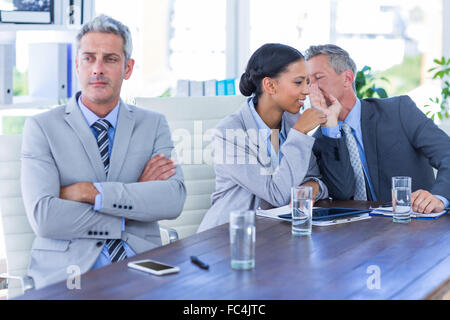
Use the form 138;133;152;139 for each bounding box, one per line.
239;72;256;96
239;43;304;101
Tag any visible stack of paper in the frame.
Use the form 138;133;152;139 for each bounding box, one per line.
370;207;447;219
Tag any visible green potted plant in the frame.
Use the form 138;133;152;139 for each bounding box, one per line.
424;56;450;122
355;65;389;99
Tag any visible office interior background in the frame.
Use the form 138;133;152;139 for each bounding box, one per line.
1;0;450;300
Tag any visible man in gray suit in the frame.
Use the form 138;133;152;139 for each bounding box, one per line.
21;15;186;289
306;44;450;214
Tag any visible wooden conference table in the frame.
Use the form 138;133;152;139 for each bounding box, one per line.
19;200;450;300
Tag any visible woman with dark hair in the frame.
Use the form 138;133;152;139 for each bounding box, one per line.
198;43;329;232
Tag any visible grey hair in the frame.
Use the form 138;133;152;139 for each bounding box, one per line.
76;14;133;63
305;44;357;91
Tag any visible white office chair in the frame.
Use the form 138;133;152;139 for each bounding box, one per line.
0;134;179;299
135;95;246;239
0;134;35;299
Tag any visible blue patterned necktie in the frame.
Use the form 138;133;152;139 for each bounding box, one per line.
92;119;127;263
341;123;367;201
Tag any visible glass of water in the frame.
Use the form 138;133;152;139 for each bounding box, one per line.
229;210;255;270
392;176;412;223
291;186;313;235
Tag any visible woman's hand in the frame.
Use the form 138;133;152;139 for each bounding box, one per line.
289;180;320;207
293;108;327;134
300;180;320;204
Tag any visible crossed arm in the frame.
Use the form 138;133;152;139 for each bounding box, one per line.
21;116;186;240
60;154;177;206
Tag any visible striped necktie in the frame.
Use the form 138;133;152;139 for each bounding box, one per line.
91;119;127;263
341;123;367;201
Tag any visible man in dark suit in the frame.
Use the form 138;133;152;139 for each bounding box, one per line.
306;44;450;214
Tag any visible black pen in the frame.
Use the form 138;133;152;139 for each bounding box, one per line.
190;256;209;270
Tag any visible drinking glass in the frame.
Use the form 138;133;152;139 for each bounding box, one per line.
291;186;313;235
229;210;255;270
392;176;412;223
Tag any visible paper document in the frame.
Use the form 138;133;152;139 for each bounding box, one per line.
256;205;371;226
370;207;447;219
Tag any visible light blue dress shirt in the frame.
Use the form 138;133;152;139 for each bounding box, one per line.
321;99;449;208
248;99;287;168
77;96;136;270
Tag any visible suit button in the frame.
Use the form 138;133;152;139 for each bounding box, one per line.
96;241;103;247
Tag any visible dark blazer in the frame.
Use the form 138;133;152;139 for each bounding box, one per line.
312;95;450;202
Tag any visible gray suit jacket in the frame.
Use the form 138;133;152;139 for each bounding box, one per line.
198;101;328;232
313;95;450;202
21;92;186;289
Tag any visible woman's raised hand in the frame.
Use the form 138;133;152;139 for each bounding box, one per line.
293;107;327;134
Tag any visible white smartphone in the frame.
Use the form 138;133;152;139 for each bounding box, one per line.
127;259;180;276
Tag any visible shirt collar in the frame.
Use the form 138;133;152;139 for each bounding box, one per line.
343;98;361;131
248;98;287;140
77;95;120;128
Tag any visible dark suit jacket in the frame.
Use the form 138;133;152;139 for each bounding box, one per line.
312;95;450;202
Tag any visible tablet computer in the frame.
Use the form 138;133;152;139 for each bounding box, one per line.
278;208;371;221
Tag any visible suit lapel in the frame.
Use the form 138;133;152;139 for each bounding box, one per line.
240;102;269;164
241;103;260;142
361;99;380;198
282;111;299;133
240;100;299;150
107;100;135;181
64;94;106;182
240;101;299;168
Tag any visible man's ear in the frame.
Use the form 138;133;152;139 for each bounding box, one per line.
124;58;135;80
262;77;277;95
343;70;354;89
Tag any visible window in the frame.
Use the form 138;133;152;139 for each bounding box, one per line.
95;0;226;99
249;0;443;107
169;0;226;81
0;0;13;10
250;0;331;53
